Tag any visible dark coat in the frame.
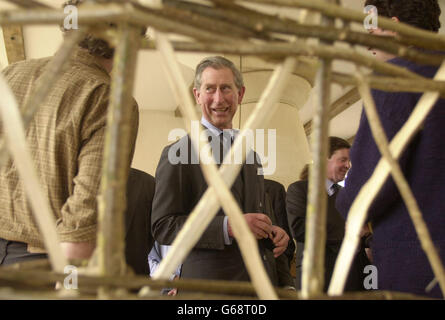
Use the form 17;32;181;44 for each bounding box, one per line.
125;168;155;276
264;179;296;267
151;134;293;287
287;180;368;291
336;55;445;298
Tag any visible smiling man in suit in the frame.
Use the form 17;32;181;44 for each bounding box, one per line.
151;56;292;287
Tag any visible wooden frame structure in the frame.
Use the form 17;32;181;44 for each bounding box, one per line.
0;0;444;300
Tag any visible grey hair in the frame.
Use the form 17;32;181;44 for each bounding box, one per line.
193;56;244;90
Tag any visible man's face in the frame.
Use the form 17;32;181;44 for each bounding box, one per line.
326;148;351;183
193;67;245;130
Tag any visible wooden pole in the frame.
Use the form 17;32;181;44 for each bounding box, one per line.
243;0;445;48
301;2;334;298
97;23;140;279
304;87;360;136
2;25;26;64
332;72;445;97
141;40;425;80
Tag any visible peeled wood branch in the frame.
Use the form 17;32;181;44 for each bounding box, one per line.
4;0;51;9
0;3;442;65
160;1;269;41
332;72;445;98
0;4;125;25
301;7;335;297
168;0;444;66
0;268;297;299
129;3;243;43
142;40;423;80
242;0;445;48
304;87;360;136
97;24;140;277
2;25;25;64
0;267;434;299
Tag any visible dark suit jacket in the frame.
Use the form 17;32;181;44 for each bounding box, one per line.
125;168;155;276
286;180;368;291
151;134;293;287
264;179;296;267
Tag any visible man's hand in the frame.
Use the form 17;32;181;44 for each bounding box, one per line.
269;225;289;258
167;275;179;296
60;242;95;260
228;213;272;239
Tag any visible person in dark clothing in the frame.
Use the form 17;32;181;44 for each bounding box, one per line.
287;137;370;292
264;179;296;268
337;0;444;299
125;168;155;276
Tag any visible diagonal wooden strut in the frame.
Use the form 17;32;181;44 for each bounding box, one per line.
97;23;141;278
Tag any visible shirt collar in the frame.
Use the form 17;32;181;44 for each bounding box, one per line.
326;178;335;195
200;117;239;140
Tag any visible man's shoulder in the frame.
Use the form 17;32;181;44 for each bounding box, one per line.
264;179;285;191
2;56;51;77
159;134;193;165
287;180;308;192
162;134;190;152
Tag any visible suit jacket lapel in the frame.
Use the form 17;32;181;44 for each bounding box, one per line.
242;151;262;213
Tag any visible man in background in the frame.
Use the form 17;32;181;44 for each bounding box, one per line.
287;137;369;291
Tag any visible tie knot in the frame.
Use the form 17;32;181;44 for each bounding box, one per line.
332;183;340;194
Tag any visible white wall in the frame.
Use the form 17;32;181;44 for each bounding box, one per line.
132;110;187;176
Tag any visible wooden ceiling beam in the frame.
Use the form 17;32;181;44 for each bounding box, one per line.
2;25;26;64
304;86;360;136
347;134;355;145
4;0;51;9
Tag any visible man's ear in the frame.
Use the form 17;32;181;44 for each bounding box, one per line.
237;86;246;105
193;87;200;104
391;16;400;23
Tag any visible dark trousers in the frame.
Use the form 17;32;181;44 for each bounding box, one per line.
0;238;47;265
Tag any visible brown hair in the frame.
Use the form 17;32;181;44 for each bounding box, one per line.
365;0;441;32
62;0;147;59
299;164;310;181
329;136;351;158
194;56;244;91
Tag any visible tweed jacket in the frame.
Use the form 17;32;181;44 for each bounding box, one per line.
0;48;139;252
